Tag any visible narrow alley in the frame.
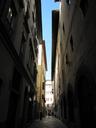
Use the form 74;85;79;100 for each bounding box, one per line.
0;0;96;128
27;116;67;128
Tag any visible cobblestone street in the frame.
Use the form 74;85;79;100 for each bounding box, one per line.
28;116;67;128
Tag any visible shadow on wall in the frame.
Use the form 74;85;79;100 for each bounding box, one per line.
74;65;96;128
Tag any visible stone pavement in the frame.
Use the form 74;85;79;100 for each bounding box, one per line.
27;116;67;128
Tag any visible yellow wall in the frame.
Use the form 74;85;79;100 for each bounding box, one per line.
36;43;46;112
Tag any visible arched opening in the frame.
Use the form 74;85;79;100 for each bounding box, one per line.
75;66;96;128
67;84;74;121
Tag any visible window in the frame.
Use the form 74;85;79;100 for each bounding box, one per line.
24;15;30;33
52;89;54;93
32;11;34;22
66;0;71;5
70;35;74;51
80;0;88;16
0;78;3;95
27;39;34;73
42;94;44;99
7;1;17;28
18;0;24;8
42;82;45;90
19;32;26;60
27;1;30;9
29;39;34;61
63;23;65;34
66;54;69;65
7;7;13;23
26;1;30;19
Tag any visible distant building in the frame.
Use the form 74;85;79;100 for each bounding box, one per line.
45;80;54;115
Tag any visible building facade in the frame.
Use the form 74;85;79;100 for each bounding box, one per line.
36;40;47;118
0;0;42;128
52;9;61;118
52;0;96;128
45;80;54;116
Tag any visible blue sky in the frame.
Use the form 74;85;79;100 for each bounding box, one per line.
41;0;59;80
